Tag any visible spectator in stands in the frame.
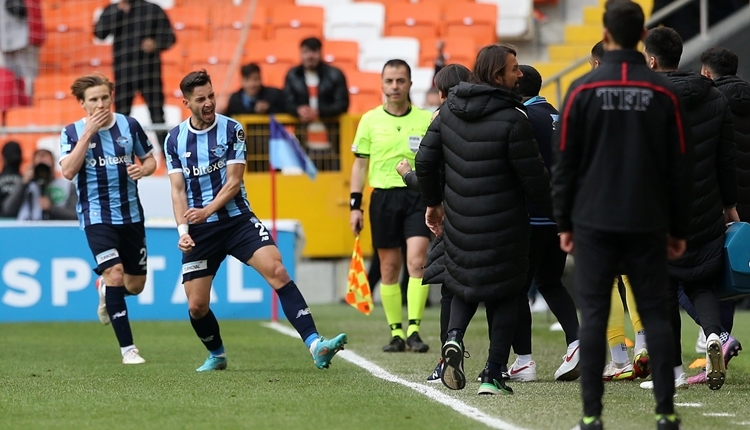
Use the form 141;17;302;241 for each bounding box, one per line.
283;37;349;121
1;147;77;220
224;63;285;117
0;140;22;214
94;0;175;147
0;0;44;97
644;27;738;391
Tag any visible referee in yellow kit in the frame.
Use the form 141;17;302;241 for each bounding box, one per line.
349;59;433;352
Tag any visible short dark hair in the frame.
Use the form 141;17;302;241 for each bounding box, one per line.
700;47;739;77
470;44;518;88
518;65;542;98
70;74;114;101
300;37;322;51
433;64;470;96
603;0;645;49
180;69;212;97
643;27;683;69
240;63;261;79
591;41;604;60
382;59;412;79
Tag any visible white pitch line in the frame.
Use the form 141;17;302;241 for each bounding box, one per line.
264;322;527;430
675;403;703;407
703;413;735;417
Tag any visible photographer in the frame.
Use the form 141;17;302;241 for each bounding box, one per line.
1;148;77;220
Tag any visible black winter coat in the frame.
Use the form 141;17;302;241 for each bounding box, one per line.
416;82;553;302
715;75;750;221
283;63;349;118
665;72;737;281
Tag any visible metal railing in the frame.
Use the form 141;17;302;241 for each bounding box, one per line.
542;0;709;106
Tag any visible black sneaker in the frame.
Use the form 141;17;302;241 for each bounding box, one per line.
441;335;466;390
571;417;603;430
426;358;443;382
656;414;682;430
406;332;429;353
382;336;406;352
477;373;513;395
477;364;489;382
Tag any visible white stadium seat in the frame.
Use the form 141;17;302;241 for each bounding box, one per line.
324;2;385;44
358;37;420;73
477;0;534;40
409;67;435;109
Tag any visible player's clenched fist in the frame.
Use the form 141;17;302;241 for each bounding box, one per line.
178;233;195;253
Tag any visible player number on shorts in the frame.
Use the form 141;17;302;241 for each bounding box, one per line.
139;248;147;267
255;222;270;242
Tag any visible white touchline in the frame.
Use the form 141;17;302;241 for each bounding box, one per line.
703;413;735;417
675;403;703;407
264;322;527;430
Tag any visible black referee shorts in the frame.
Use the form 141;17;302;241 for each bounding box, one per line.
369;187;430;249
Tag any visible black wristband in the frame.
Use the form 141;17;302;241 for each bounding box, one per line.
350;192;363;211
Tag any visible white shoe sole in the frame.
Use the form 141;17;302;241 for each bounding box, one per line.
441;342;466;390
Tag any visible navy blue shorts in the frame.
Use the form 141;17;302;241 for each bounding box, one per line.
181;213;274;282
84;222;148;276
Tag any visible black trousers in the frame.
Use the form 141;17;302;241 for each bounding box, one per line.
513;225;580;355
448;290;518;376
668;273;724;366
574;225;674;417
114;63;167;148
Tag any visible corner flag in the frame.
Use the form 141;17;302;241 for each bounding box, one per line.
269;116;318;180
346;236;374;315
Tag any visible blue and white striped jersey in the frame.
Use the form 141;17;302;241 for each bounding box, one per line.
60;113;153;229
164;114;250;223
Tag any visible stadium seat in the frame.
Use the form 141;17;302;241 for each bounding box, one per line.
166;7;210;45
161;43;187;73
322;40;359;71
477;0;534;39
442;2;498;48
210;5;267;41
259;63;290;89
358;37;420;73
44;1;98;33
324;3;385;44
419;36;476;69
349;93;383;113
70;45;114;75
34;74;79;101
4;106;57;127
384;3;440;40
409;66;434;108
178;0;292;5
345;70;382;113
188;41;245;68
268;5;324;41
243;39;299;69
40;32;95;73
353;0;407;5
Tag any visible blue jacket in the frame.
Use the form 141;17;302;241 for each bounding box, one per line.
524;96;559;227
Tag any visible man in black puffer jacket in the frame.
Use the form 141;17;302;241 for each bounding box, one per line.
644;27;738;391
553;3;693;429
416;44;553;396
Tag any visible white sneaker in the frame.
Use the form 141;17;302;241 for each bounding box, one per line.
603;361;635;381
695;329;707;354
508;358;537;382
96;277;110;325
705;333;726;390
555;343;580;381
549;322;563;332
122;348;146;365
639;373;689;390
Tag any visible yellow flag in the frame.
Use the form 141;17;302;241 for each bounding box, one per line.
346;236;374;315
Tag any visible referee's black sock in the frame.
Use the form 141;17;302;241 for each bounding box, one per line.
105;286;134;348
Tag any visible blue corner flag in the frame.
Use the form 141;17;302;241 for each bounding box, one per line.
269;116;318;180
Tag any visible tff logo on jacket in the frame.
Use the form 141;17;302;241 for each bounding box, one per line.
596;87;654;111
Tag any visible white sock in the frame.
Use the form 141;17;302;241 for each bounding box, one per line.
120;345;136;356
517;354;533;365
674;365;684;379
568;340;580;350
634;330;647;353
610;343;629;364
707;333;721;345
308;338;319;356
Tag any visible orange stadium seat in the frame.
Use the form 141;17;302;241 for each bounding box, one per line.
187;41;244;69
259;63;289;89
244;39;298;69
167;7;210;45
345;70;382;114
178;0;291;5
419;36;476;69
322;41;359;71
210;5;267;41
267;5;324;41
44;1;99;33
0;133;50;170
34;74;79;100
443;2;498;48
163;74;185;102
354;0;408;5
161;43;188;78
4;106;57;127
40;32;94;73
385;3;441;40
70;44;114;75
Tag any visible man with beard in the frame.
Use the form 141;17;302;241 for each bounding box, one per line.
165;70;347;372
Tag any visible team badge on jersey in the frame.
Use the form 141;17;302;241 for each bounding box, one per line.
236;128;246;142
116;136;130;147
211;143;228;157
